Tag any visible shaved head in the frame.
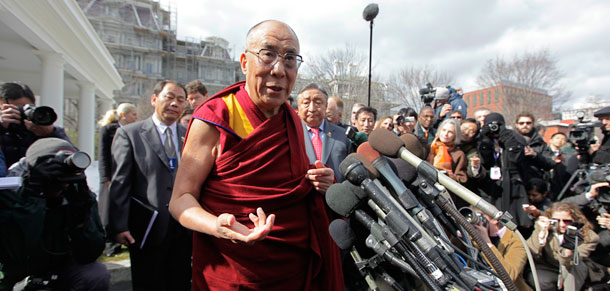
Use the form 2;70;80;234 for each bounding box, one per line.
246;20;299;51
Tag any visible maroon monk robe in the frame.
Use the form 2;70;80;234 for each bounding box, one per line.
187;82;344;290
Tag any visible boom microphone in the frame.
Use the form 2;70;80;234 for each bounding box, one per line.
368;128;516;230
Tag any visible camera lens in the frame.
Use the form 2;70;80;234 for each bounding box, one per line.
30;106;57;126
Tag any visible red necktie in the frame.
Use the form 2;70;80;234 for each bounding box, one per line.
311;127;322;161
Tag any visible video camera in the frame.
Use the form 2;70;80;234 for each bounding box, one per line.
569;111;600;154
419;83;436;105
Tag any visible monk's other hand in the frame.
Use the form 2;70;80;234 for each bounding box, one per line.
215;207;275;245
306;161;335;194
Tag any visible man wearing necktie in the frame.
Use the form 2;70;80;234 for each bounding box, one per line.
297;83;352;182
108;80;191;290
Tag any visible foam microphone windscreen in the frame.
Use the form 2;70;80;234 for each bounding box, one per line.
357;141;381;163
369;128;404;157
351;152;380;179
399;133;425;160
325;182;362;217
342;180;367;200
329;219;355;250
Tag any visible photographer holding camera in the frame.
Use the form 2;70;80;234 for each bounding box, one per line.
478;112;532;229
465;208;532;290
0;82;71;168
526;202;599;291
0;138;108;290
392;107;417;136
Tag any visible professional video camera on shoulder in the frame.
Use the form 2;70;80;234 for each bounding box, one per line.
419;82;436;105
569;111;601;154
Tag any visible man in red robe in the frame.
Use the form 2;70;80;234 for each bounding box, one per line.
169;20;344;290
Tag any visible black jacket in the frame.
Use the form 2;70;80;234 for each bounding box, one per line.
520;130;556;180
97;122;120;183
593;131;610;164
0;125;71;168
0;183;105;288
479;129;532;228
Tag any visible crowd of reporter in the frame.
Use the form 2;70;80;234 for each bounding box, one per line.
357;92;610;290
1;77;610;290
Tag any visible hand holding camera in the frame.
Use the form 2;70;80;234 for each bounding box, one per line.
561;223;584;250
0;103;22;127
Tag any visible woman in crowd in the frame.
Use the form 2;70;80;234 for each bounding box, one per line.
97;103;137;255
526;202;599;291
375;115;394;131
427;118;467;184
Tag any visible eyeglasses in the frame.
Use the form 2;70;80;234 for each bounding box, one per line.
246;49;303;70
551;218;574;225
517;121;532;125
450;116;463;120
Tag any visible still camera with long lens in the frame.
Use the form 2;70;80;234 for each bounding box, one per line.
9;104;57;137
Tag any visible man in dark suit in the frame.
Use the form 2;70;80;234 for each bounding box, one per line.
297;83;352;182
108;80;191;290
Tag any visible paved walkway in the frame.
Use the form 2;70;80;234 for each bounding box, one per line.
104;259;131;291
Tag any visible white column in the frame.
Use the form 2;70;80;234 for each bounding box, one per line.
98;98;114;117
34;50;65;127
77;82;96;157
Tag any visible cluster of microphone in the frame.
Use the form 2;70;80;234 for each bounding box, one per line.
326;128;520;291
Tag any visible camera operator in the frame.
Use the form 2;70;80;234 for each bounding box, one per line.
591;106;610;164
525;202;599;291
468;209;531;291
433;86;467;127
0;138;108;290
478;113;532;229
0;82;71;168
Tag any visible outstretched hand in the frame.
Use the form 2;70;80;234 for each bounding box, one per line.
306;160;335;194
215;207;275;245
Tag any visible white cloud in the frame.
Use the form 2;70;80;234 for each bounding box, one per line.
166;0;610;107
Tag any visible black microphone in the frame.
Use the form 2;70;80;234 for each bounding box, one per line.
328;219;379;291
368;128;517;230
357;142;441;237
326;183;362;217
339;156;450;286
363;3;379;21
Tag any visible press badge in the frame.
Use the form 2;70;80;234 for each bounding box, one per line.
490;166;501;180
168;158;177;173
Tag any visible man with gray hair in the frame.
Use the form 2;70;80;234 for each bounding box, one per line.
297;83;352;182
326;95;346;128
350;102;365;127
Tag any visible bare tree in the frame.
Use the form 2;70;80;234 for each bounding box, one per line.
477;49;571;122
299;44;394;121
303;44;368;103
386;65;455;112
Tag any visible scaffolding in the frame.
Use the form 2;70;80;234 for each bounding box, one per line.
76;0;240;105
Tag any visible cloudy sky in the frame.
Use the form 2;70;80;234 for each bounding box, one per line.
164;0;610;109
